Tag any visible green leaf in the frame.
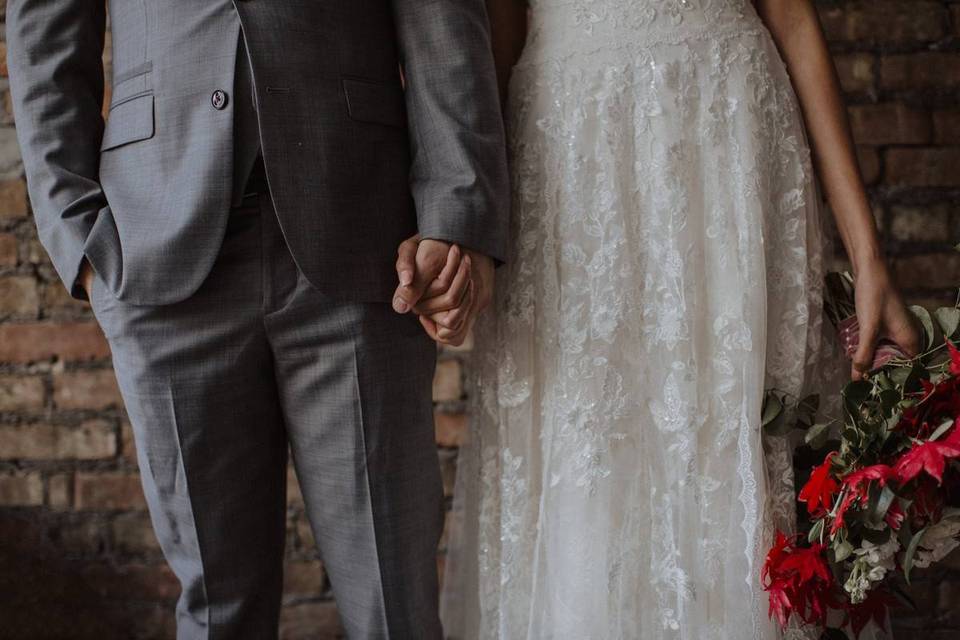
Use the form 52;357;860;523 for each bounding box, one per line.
862;524;892;545
799;393;820;414
876;371;895;391
808;518;825;544
910;305;936;351
879;388;902;415
843;379;874;419
903;526;928;584
762;392;792;436
761;392;783;425
869;485;897;525
930;418;955;442
805;422;832;449
934;307;960;340
834;539;854;562
842;427;862;445
889;366;911;387
902;362;926;395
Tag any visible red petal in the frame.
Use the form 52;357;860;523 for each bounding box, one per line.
947;339;960;377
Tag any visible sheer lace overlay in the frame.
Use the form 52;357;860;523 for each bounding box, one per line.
441;1;862;638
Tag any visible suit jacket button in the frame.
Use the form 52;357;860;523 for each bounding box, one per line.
211;90;229;110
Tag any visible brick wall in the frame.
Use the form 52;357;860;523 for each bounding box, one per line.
0;1;957;639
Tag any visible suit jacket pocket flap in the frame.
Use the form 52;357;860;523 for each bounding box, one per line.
343;78;406;128
101;93;155;151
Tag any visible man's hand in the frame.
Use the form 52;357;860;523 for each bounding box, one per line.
420;249;494;347
393;235;468;314
393;235;495;347
79;259;95;299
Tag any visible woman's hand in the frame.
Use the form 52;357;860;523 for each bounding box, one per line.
851;259;921;379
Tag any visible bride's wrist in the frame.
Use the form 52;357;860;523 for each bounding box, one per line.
850;245;887;278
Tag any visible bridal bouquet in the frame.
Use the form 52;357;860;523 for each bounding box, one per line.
761;271;960;639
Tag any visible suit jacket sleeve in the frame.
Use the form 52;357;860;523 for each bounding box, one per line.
6;0;108;299
391;0;510;264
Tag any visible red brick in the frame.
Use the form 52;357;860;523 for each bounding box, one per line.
933;110;960;144
1;89;13;127
435;411;467;448
893;252;960;291
295;513;316;551
438;507;459;551
80;562;180;601
818;1;946;44
52;368;122;410
889;203;951;243
0;321;110;363
0;178;27;219
0;420;116;460
279;602;343;640
282;559;325;599
0;374;45;410
432;359;462;402
287;464;303;507
0;472;43;506
855;146;881;185
885;147;960;187
0;275;39;317
41;282;91;318
120;420;137;462
52;517;107;554
880;53;960;91
111;512;161;553
438;449;457;498
25;238;49;265
833;53;875;95
74;471;146;510
849;103;931;146
0;232;16;267
48;473;72;510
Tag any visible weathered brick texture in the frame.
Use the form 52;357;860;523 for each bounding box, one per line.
0;1;957;638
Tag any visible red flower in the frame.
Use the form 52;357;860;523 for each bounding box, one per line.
948;339;960;377
842;464;896;494
799;452;839;516
762;531;834;629
894;427;960;485
831;488;860;535
899;371;960;440
884;499;905;530
830;464;896;535
845;589;894;639
911;476;945;525
767;584;793;629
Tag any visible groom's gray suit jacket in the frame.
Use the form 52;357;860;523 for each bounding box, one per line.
7;0;509;305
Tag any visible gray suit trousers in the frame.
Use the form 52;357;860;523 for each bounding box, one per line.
89;179;444;639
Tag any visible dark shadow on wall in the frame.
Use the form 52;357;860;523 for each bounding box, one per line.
0;510;176;640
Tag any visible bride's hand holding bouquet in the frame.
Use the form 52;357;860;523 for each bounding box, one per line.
762;270;960;638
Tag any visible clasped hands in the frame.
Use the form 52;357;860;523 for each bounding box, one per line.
392;235;494;347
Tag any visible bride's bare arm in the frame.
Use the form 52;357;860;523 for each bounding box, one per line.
485;0;528;101
755;0;920;377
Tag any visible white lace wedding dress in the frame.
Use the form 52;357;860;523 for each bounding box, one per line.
440;1;874;639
